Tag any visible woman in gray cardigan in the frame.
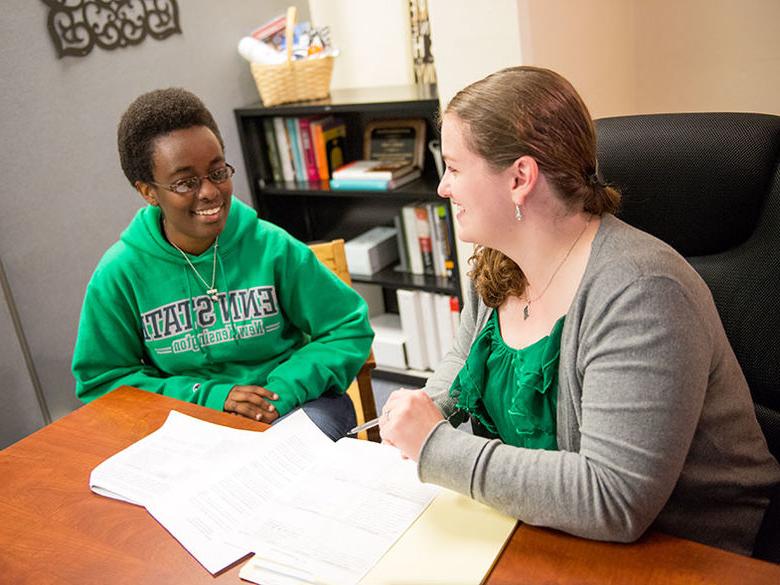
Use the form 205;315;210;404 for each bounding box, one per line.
379;66;780;556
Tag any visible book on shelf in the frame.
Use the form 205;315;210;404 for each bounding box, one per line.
297;117;322;182
414;205;435;275
332;160;417;181
329;169;421;191
426;202;444;277
394;201;455;278
320;117;347;176
396;289;429;370
450;296;461;334
393;214;410;272
285;117;306;182
434;293;454;357
427;202;455;278
272;116;295;182
261;119;283;183
369;312;406;370
395;289;461;371
308;117;330;180
400;203;424;275
418;291;442;368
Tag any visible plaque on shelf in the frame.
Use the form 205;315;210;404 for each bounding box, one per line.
363;119;426;169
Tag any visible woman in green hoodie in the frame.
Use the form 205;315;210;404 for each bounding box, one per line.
72;88;373;440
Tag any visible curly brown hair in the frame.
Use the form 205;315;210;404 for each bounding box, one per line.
443;66;621;307
117;88;224;186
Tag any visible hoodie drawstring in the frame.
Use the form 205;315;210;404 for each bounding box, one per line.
216;252;240;345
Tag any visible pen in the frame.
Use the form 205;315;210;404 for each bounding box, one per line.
347;416;381;436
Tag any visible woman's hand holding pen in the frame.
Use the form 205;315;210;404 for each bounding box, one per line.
224;385;280;423
379;389;444;461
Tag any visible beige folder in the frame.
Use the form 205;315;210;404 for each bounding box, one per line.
359;488;517;585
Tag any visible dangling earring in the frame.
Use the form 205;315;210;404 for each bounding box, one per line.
514;203;523;221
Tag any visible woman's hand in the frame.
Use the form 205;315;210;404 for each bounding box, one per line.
224;385;280;423
379;389;445;461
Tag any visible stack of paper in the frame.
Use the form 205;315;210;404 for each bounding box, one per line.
90;410;439;577
241;438;439;584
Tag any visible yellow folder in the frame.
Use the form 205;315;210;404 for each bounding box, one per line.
359;488;517;585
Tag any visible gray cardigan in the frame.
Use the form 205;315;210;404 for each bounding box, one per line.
419;214;780;555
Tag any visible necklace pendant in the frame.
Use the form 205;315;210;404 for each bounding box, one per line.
207;288;219;301
523;304;530;320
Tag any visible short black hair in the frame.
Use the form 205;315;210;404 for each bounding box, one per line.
117;88;224;186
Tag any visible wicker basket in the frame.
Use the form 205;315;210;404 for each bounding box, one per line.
249;7;334;107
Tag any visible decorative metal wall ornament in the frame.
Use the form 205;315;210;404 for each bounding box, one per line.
408;0;436;85
43;0;181;59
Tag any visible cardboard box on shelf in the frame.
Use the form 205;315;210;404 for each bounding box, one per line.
345;226;399;275
370;313;407;370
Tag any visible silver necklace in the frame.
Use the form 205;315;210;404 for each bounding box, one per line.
170;237;220;301
523;214;592;320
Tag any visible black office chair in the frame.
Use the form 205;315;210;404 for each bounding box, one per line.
594;113;780;562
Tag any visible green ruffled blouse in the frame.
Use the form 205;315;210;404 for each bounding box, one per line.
449;311;565;450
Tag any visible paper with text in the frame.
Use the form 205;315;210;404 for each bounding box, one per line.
146;410;335;574
89;410;264;506
240;437;439;585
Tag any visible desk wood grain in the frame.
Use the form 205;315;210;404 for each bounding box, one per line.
1;386;778;584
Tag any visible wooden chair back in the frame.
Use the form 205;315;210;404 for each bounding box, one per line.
309;239;379;441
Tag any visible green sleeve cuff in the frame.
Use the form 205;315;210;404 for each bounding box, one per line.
264;381;300;417
203;382;236;412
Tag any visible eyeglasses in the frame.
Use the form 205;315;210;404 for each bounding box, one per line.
150;164;235;195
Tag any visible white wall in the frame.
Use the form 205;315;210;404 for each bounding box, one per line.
517;0;637;119
309;0;414;89
429;0;780;290
634;0;780;115
0;1;306;438
518;0;780;117
428;0;527;297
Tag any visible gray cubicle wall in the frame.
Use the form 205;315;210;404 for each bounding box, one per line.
0;1;306;443
0;259;47;448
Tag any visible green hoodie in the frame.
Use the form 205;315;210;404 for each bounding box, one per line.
72;197;373;415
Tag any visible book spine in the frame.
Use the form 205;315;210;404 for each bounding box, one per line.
401;204;424;275
262;119;283;183
273;117;295;182
427;202;443;277
285;117;306;182
434;294;454;357
298;117;321;182
322;121;347;175
450;296;461;335
329;178;390;191
310;119;330;180
435;203;455;278
333;165;394;180
396;289;429;370
418;291;441;369
393;214;409;272
414;205;435;275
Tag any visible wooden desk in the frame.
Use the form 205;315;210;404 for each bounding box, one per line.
1;387;778;585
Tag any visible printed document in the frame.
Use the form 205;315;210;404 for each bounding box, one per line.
89;410;264;506
91;409;438;576
241;437;439;585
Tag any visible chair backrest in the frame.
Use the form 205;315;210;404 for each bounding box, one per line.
309;239;379;441
595;113;780;561
595;112;780;458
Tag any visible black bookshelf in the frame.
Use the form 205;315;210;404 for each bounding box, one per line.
234;85;461;384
